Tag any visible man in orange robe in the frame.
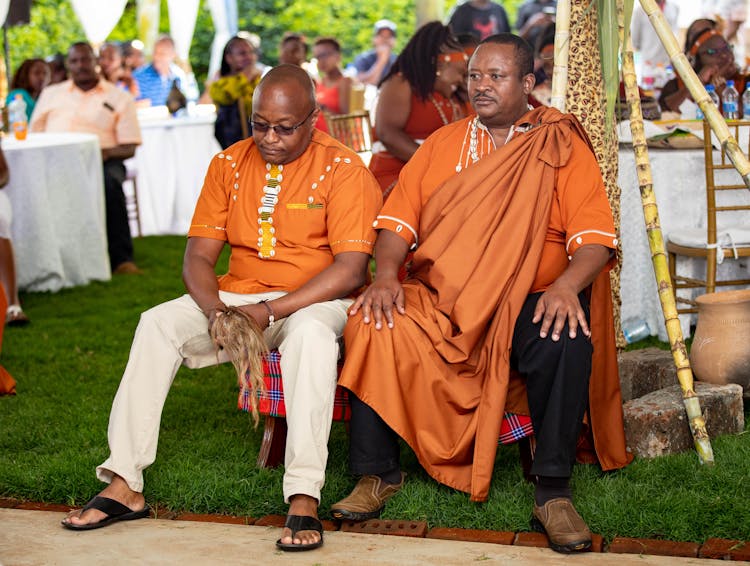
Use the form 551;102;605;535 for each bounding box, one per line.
331;34;631;554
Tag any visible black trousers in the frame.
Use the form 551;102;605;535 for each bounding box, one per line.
348;292;592;479
103;159;134;270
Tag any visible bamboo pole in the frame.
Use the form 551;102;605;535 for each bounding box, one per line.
639;0;750;189
621;42;715;463
550;0;571;112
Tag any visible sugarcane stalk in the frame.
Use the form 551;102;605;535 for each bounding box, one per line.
621;39;715;464
639;0;750;189
550;0;571;112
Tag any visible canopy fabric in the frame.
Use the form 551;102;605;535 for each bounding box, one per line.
207;0;239;79
0;0;9;27
70;0;128;45
167;0;201;62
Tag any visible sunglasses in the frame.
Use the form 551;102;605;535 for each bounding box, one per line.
701;44;732;56
251;107;316;136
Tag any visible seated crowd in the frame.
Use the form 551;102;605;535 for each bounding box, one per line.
6;3;668;555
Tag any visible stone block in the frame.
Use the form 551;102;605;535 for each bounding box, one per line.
340;519;427;538
513;532;549;548
618;348;677;402
699;538;750;560
607;537;699;557
623;382;744;458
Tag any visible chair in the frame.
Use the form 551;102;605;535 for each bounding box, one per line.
325;110;373;155
123;164;142;238
666;120;750;314
239;350;535;470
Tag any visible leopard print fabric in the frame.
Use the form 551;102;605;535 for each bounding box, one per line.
565;0;625;347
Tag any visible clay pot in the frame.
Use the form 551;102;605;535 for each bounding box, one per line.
690;289;750;395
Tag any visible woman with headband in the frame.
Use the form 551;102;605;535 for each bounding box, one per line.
659;19;745;113
369;22;470;198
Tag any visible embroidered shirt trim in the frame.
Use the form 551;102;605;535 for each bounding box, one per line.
565;229;618;253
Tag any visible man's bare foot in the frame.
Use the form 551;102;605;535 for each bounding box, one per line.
277;494;322;549
63;475;146;527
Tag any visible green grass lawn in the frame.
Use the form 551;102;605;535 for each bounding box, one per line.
1;235;748;543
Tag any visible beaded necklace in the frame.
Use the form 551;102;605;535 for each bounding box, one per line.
429;94;452;126
258;163;282;258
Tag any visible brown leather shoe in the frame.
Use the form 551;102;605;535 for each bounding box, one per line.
330;473;405;521
531;498;592;553
113;261;143;275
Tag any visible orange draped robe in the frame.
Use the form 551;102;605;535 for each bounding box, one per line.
339;106;631;502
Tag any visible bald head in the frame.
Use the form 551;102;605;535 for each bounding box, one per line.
251;64;319;165
254;64;316;108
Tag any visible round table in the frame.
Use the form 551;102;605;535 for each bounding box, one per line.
3;132;110;292
130;112;221;235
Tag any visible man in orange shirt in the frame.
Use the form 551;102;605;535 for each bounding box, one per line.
30;42;142;275
61;65;382;552
331;34;630;553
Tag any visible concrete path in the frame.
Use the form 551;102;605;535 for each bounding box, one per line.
0;509;744;566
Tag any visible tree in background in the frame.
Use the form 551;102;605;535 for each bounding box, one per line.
4;0;525;92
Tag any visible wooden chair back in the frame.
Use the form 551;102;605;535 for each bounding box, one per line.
666;120;750;313
325;110;373;154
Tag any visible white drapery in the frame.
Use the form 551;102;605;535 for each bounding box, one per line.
207;0;238;79
0;0;10;27
70;0;128;45
167;0;200;62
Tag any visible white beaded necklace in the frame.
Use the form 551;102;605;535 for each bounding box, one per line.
429;94;451;126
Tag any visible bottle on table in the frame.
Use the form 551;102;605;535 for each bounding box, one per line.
697;84;721;120
182;72;200;115
723;80;739;119
641;60;655;96
742;84;750;118
8;94;27;140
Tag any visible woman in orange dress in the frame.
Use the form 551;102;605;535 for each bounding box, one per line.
370;22;470;198
313;37;352;132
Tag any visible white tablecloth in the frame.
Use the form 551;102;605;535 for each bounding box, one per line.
131;114;221;235
618;145;750;340
3;132;110;292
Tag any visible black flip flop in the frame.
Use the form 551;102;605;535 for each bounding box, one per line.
275;514;324;551
61;496;151;531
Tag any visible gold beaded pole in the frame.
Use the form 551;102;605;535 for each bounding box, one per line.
621;7;714;463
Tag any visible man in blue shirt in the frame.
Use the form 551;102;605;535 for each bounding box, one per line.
350;20;398;86
133;35;186;107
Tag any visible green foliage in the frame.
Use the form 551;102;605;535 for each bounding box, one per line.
4;0;528;91
4;0;84;75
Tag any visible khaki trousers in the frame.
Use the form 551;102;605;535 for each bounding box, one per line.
97;291;352;503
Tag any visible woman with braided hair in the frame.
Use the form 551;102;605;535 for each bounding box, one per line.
369;21;471;198
659;18;748;113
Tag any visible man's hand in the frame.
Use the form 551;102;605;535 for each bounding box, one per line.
237;302;273;330
374;43;392;61
532;281;589;342
349;276;404;330
531;244;611;341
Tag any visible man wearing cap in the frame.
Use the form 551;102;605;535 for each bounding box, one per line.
351;19;398;86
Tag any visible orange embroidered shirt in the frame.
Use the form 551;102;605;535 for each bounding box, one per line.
188;129;382;294
30;79;141;149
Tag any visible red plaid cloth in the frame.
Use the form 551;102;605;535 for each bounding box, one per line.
238;350;533;445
